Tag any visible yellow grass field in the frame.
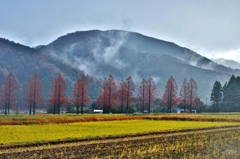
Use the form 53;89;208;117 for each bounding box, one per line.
0;120;239;145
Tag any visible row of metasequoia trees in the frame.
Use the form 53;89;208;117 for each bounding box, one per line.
0;73;90;115
96;75;157;113
47;74;90;114
211;75;240;112
0;72;198;115
162;77;198;113
97;75;198;113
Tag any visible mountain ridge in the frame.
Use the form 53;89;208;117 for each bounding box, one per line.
38;30;233;99
212;58;240;70
39;30;240;76
0;30;237;106
0;38;101;110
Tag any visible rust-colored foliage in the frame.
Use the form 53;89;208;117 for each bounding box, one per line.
125;77;135;113
71;75;90;114
118;79;127;113
179;78;190;112
193;97;201;110
97;74;119;113
117;77;135;114
161;76;179;113
189;78;198;112
25;73;44;115
146;77;157;113
106;74;119;110
137;78;148;113
97;77;107;111
97;77;107;112
48;74;68;114
0;72;18;115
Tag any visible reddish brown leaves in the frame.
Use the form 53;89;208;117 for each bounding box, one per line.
25;73;43;115
179;78;198;113
179;78;189;112
162;76;179;113
118;77;135;113
0;73;18;115
71;75;90;114
118;79;128;113
146;77;157;113
137;78;148;113
125;77;135;113
97;74;119;113
97;77;107;110
137;77;156;113
48;74;68;114
189;78;198;112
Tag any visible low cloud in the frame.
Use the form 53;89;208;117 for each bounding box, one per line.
46;31;130;78
192;48;240;63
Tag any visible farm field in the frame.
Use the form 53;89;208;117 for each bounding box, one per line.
1;113;240;158
1;120;239;145
1;112;240;125
1;126;240;158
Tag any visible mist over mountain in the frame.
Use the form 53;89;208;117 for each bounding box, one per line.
0;38;101;110
38;30;233;99
0;29;237;108
212;58;240;70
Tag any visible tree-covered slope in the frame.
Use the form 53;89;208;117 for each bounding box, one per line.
40;30;240;76
39;31;231;99
0;38;101;110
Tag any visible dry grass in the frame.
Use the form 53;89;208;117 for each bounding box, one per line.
0;120;239;145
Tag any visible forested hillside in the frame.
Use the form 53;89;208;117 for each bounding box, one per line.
39;30;232;99
0;38;101;110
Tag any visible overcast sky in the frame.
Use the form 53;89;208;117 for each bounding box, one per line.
1;0;240;61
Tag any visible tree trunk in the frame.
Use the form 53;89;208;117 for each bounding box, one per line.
53;104;56;114
7;103;10;115
81;103;83;114
58;104;60;114
76;104;79;114
33;104;35;115
121;104;123;114
126;84;129;114
4;104;7;115
29;105;32;115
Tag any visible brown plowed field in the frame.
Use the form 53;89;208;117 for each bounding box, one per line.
1;126;240;159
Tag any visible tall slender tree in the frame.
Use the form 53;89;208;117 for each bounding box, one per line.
25;73;44;115
97;75;118;113
188;78;198;113
48;74;68;114
137;78;148;113
179;78;189;112
221;82;228;111
118;79;127;113
146;77;156;113
97;77;108;112
0;73;18;115
125;77;135;114
106;74;119;113
71;75;90;114
210;80;222;112
161;76;178;113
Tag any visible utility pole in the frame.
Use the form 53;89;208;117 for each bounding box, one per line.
205;98;207;106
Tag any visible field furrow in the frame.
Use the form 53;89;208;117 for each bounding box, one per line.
1;126;240;159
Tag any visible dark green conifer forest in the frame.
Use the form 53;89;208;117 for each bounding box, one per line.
211;75;240;112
